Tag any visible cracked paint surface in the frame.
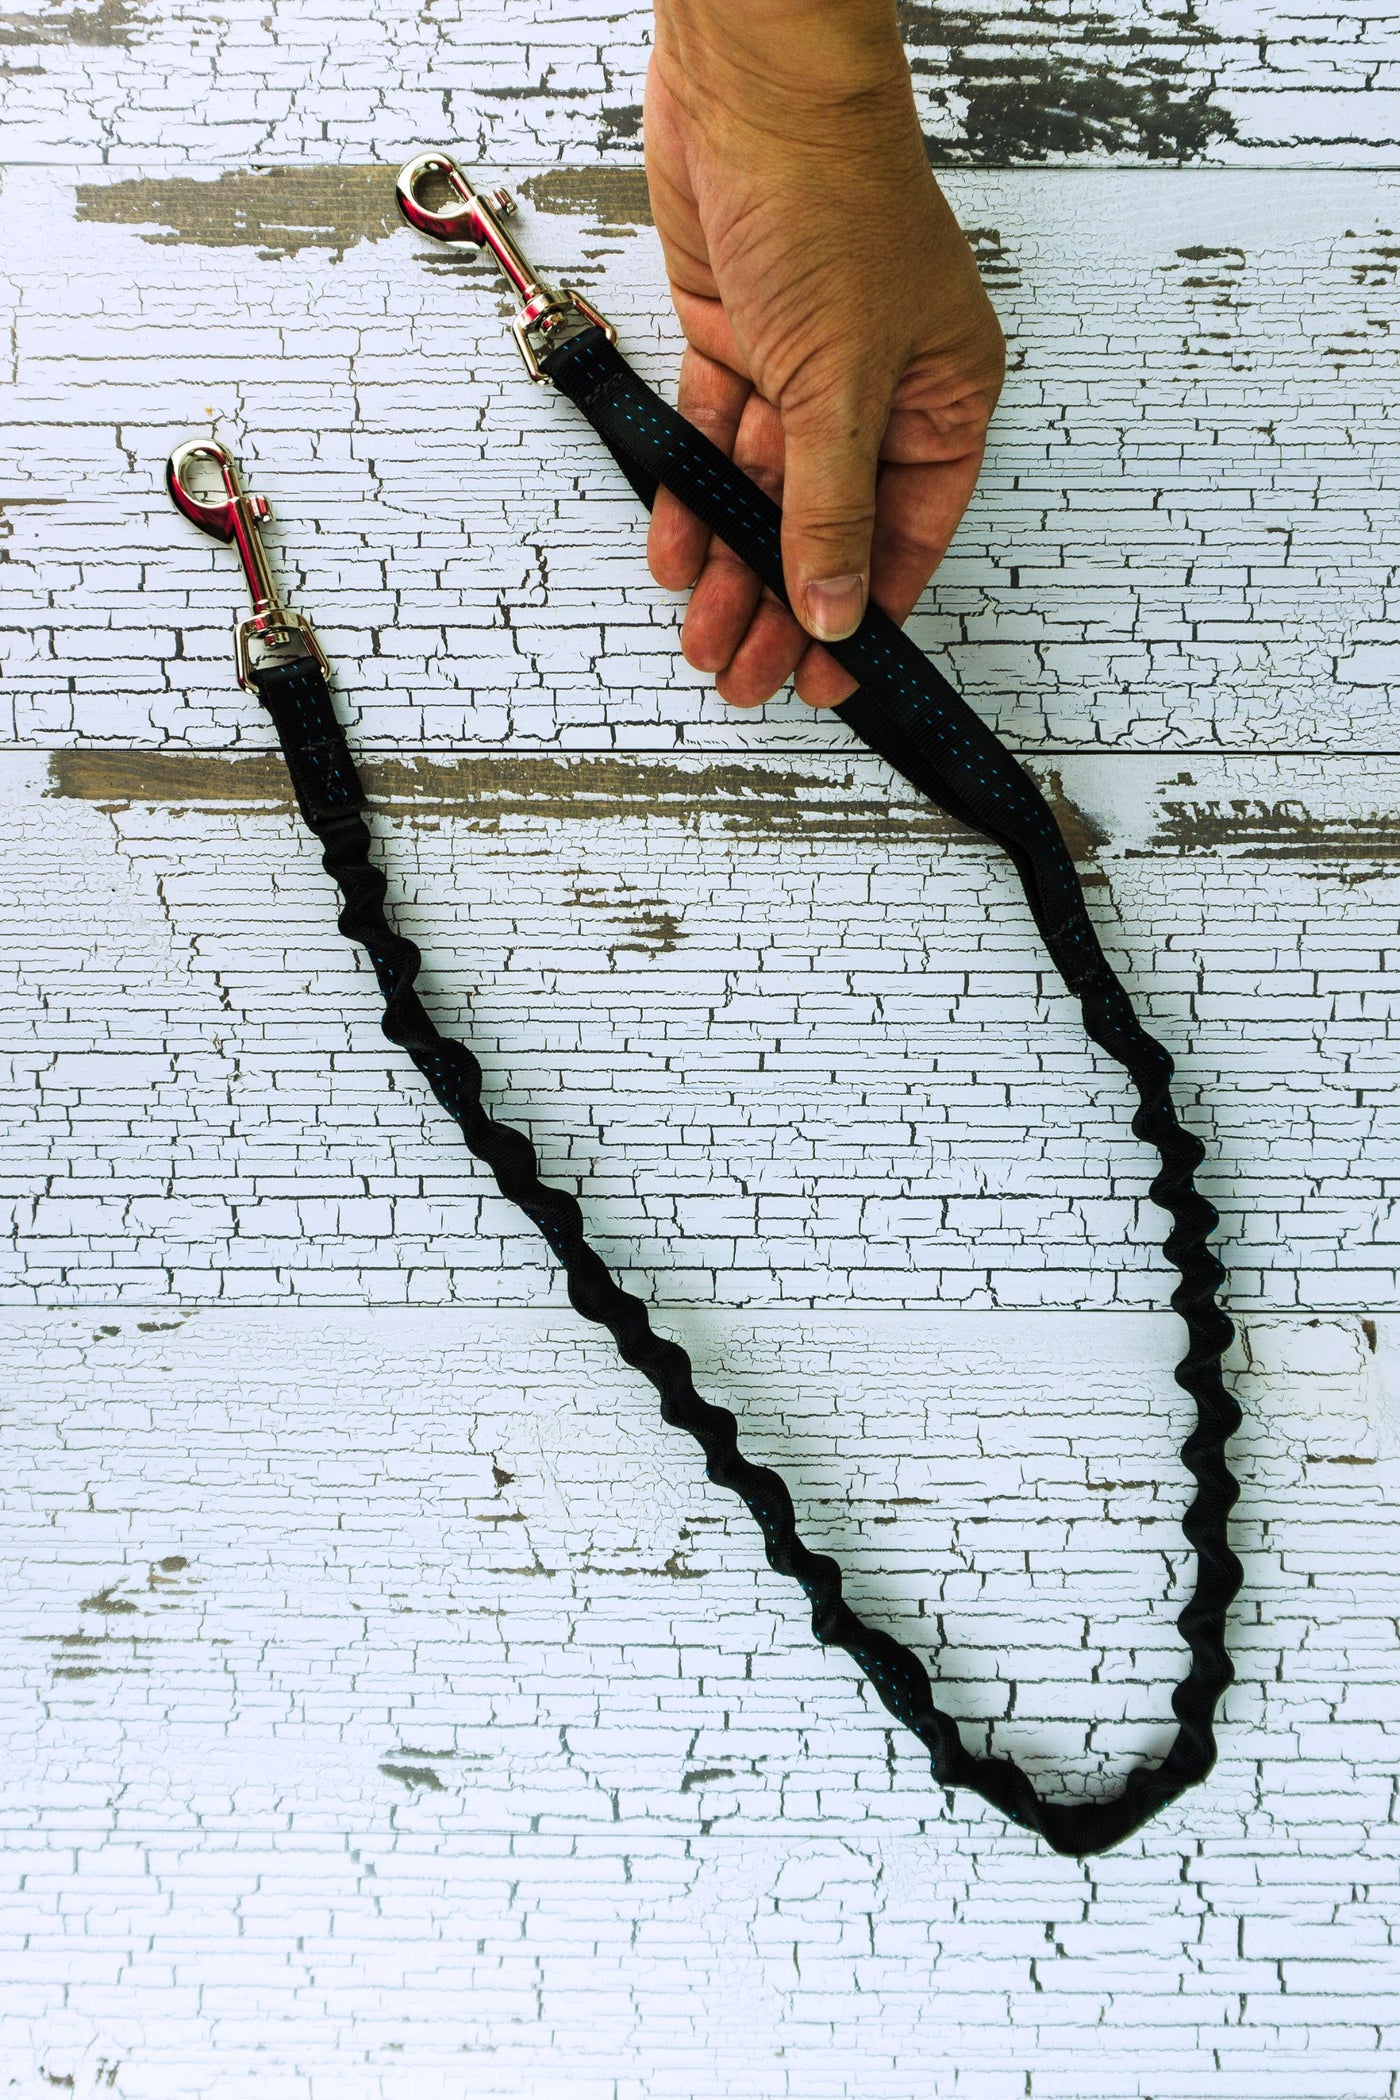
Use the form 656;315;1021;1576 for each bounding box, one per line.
3;1308;1399;2093
5;749;1399;1314
3;4;1400;2094
2;0;1398;163
5;168;1396;753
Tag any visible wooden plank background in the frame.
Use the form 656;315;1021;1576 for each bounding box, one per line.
2;2;1400;2095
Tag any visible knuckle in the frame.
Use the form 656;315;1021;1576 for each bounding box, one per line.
682;402;740;445
735;452;784;499
789;503;877;545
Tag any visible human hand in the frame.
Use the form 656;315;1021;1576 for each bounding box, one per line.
644;0;1005;706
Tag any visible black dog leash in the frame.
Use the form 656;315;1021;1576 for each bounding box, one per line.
163;159;1241;1855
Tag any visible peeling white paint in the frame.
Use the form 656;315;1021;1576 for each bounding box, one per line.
2;11;1399;2092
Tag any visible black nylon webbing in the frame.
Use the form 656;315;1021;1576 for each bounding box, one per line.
248;329;1242;1855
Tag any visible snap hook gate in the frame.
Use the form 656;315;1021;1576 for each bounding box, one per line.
395;150;615;381
166;437;329;691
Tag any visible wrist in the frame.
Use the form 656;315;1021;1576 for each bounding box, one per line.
653;0;910;115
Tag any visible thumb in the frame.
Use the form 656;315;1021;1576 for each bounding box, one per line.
779;391;883;643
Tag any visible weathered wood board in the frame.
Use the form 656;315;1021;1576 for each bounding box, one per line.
1;0;1398;164
6;750;1400;1311
2;1305;1398;2095
3;0;1400;2091
3;168;1397;751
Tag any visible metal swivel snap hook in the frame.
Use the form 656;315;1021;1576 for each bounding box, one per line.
166;438;330;691
395;150;616;382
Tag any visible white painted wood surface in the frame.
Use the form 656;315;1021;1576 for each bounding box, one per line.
3;1;1400;2094
4;168;1398;750
4;1308;1400;2094
2;0;1398;164
7;751;1400;1311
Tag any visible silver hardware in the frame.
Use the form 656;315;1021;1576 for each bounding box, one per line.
166;439;329;691
395;151;616;382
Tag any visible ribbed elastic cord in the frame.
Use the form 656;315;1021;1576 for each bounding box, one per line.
246;334;1242;1852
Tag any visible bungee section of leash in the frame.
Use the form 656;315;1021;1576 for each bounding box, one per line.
536;323;1244;1843
247;650;1239;1856
159;158;1244;1853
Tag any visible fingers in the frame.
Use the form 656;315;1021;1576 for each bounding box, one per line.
700;392;808;704
713;590;809;707
677;384;773;679
648;343;804;706
647;344;750;591
778;384;885;645
882;394;998;466
697;377;893;707
866;451;985;621
671;381;811;706
681;551;764;676
650;348;987;713
790;450;987;708
791;642;859;709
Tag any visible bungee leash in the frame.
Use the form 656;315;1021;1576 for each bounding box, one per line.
162;155;1242;1855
